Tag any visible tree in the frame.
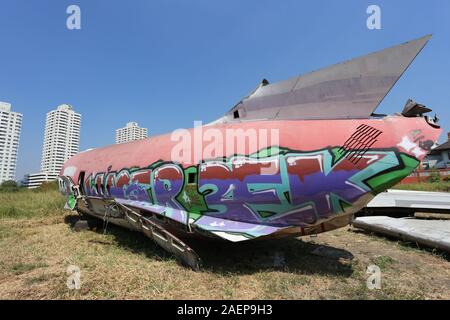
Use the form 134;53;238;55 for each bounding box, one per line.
0;180;19;193
36;181;59;192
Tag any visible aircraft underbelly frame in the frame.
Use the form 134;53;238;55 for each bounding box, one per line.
76;195;202;270
74;193;360;270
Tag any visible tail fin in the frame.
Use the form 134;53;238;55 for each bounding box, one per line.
221;35;431;122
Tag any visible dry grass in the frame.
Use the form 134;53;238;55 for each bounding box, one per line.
0;190;449;299
0;189;65;219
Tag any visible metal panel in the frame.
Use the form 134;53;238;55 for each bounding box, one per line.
353;216;450;252
224;35;431;122
367;189;450;211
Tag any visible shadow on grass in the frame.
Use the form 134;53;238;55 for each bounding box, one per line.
64;214;354;277
189;237;354;277
64;214;172;262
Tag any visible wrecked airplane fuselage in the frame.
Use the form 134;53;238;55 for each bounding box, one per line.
58;35;442;269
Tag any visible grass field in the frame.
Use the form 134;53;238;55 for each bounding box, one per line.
0;189;449;299
393;181;450;192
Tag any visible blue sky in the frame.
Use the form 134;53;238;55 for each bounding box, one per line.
1;0;449;179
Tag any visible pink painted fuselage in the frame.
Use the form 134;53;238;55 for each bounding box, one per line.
59;116;441;241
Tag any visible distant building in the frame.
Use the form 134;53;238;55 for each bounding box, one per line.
23;172;58;189
41;104;81;174
0;102;23;184
25;104;81;188
424;132;450;169
115;122;148;144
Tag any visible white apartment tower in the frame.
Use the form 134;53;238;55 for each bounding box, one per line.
0;102;22;184
40;104;81;175
115;122;148;144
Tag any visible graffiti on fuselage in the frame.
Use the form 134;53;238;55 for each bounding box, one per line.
81;146;418;226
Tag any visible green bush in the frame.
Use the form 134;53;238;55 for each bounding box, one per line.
34;181;59;192
0;180;19;193
429;170;441;183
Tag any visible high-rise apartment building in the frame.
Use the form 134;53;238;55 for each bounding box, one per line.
25;104;81;188
115;122;148;144
0;102;22;184
40;104;81;175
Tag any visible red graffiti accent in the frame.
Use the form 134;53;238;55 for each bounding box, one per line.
153;164;184;207
154;165;182;181
199;162;230;180
131;169;152;185
232;159;280;181
116;171;131;189
333;153;387;171
286;156;322;182
333;158;360;171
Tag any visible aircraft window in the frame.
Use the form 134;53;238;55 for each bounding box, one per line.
78;171;85;195
188;172;196;184
233;110;240;119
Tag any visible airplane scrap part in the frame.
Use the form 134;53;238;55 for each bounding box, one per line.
57;35;444;269
353;216;450;253
118;202;202;271
75;196;202;271
401;99;432;118
220;35;431;123
365;189;450;213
